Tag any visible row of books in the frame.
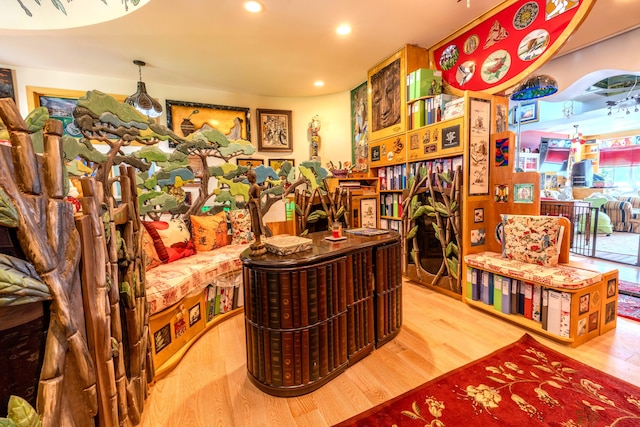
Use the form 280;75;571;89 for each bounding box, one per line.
409;156;463;189
466;268;571;338
379;164;407;191
246;316;347;387
380;193;403;218
406;68;442;101
407;94;457;130
379;218;402;236
337;180;376;195
245;256;374;330
205;281;243;322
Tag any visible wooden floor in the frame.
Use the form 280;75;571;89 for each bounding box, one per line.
140;273;640;427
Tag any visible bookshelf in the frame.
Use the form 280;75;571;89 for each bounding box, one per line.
326;176;379;229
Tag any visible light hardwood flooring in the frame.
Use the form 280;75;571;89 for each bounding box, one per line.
140;278;640;427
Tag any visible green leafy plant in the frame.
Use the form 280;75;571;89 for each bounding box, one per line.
0;395;41;427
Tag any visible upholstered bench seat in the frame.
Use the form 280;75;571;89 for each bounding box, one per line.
146;243;248;315
465;251;602;290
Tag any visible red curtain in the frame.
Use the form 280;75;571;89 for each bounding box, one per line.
599;146;640;167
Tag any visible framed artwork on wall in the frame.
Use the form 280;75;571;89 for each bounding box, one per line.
0;68;16;101
268;158;295;173
510;101;539;125
166;99;250;148
27;86;127;138
514;183;534;203
468;98;491;196
237;158;264;169
351;81;369;171
367;49;405;141
359;197;378;229
256;108;293;152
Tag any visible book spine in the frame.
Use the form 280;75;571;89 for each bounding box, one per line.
532;284;542;322
493;274;502;312
319;322;329;377
309;326;320;381
281;331;294;386
267;272;280;328
300;270;309;326
280;271;292;329
326;263;334;318
301;329;310;384
511;279;519;315
292;271;301;328
318;265;327;321
501;277;511;315
338;258;347;312
293;330;302;385
523;282;533;320
308;268;318;325
541;288;549;330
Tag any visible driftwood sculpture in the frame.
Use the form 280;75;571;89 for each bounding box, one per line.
0;98;97;426
402;163;462;293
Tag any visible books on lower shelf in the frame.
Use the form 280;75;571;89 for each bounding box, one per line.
378;164;407;191
466;268;573;338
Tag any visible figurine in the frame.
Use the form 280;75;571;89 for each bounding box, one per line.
247;169;267;255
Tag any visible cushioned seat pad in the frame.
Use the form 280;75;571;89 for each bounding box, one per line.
465;251;602;289
146;244;248;314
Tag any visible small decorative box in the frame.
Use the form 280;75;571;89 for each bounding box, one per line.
265;235;313;256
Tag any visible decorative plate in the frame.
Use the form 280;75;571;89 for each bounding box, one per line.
456;61;476;86
513;1;539;30
481;50;511;84
517;29;550;61
463;34;479;54
484;20;509;49
439;45;459;71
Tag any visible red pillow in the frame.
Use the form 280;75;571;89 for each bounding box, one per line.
141;219;196;263
141;221;169;263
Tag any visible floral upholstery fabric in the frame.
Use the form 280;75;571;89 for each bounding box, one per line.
228;209;253;245
501;214;562;266
465;251;601;289
145;243;248;314
143;218;196;262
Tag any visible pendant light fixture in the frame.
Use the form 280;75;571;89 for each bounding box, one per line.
125;59;163;118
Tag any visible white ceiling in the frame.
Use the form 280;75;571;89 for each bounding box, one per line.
1;0;638;99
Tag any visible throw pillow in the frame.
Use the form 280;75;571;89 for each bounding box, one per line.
501;214;562;266
141;221;169;263
141;227;163;270
142;218;196;263
190;212;230;251
228;209;253;245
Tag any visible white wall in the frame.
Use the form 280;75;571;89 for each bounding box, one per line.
6;65;353;167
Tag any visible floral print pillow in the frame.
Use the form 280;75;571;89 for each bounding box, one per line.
228;209;254;245
501;214;562;266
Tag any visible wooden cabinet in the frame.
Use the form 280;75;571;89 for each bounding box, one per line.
241;231;401;396
464;252;618;347
326;176;379;228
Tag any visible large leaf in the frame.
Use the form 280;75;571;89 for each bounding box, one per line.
0;255;50;306
0;188;19;228
6;395;41;427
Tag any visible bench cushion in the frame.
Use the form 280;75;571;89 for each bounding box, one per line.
465;251;602;289
146;243;248;314
501;214;562;266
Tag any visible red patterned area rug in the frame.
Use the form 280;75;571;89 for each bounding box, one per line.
618;281;640;322
334;334;640;426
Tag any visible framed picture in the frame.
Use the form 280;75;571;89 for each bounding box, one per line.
359;197;378;228
607;278;617;298
511;101;539;125
474;208;484;223
166;99;250;148
514;183;534;203
237;158;264;169
367;49;405;141
351;81;369;171
579;293;590;315
0;68;16;101
468;98;491;195
256;108;293;152
268;158;295;172
27;86;127;138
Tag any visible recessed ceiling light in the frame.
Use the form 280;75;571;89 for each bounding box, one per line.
336;24;351;35
244;1;263;13
314;81;325;87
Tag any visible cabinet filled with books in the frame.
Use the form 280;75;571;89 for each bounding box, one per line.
326;176;379;228
463;262;618;347
378;162;407;235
